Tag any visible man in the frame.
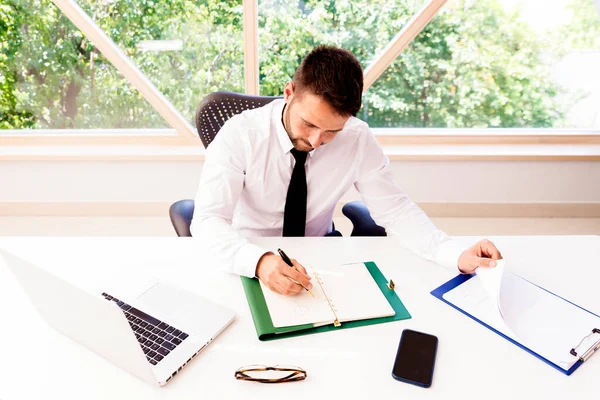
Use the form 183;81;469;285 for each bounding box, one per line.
191;45;502;295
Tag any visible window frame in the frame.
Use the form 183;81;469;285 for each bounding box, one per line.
1;0;598;153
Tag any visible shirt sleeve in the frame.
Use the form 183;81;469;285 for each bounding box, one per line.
190;118;269;277
353;128;468;271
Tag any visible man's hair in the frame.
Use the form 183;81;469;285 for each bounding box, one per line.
293;45;363;117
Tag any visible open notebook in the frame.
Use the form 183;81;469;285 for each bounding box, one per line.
241;261;411;341
261;262;395;328
433;260;600;374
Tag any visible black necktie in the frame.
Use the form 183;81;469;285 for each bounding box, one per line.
283;149;308;237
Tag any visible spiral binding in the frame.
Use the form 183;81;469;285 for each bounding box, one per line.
313;272;341;327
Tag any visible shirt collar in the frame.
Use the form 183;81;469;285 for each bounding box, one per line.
273;99;315;158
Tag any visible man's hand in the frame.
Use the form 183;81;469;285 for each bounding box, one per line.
458;239;503;274
255;252;313;295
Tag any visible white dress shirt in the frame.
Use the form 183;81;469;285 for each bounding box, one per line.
191;99;467;277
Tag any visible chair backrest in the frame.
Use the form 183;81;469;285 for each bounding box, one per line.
195;91;282;149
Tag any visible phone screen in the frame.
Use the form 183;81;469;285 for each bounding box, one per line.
392;329;438;387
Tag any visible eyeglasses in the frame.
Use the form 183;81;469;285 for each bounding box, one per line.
234;365;307;383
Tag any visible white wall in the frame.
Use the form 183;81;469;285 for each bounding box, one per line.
2;160;600;204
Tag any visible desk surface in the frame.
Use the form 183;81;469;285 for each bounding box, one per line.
0;236;598;399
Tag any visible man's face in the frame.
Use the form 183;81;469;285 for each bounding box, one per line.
283;82;349;152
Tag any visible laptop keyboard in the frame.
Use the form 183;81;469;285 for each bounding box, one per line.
102;292;189;366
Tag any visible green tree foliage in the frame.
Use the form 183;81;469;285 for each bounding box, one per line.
258;0;420;96
0;1;35;128
0;0;244;129
366;0;563;127
556;0;600;51
0;0;598;129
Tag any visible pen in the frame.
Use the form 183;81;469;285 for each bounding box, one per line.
277;248;314;297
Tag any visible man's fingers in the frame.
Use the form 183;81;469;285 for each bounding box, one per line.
279;264;313;290
265;276;298;296
267;268;305;295
263;267;307;296
263;279;284;295
480;240;503;260
459;240;504;274
460;266;476;274
475;256;497;269
459;256;498;274
291;259;311;280
269;282;286;295
276;275;304;295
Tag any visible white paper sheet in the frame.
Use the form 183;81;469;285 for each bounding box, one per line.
260;263;395;328
443;261;600;370
475;260;506;319
260;270;334;327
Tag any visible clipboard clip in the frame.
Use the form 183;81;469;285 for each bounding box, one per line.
570;328;600;362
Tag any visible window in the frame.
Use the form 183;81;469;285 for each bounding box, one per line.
258;0;425;95
1;0;244;131
1;0;167;129
362;0;600;128
1;0;599;144
78;0;245;127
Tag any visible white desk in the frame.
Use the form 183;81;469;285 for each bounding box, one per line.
0;236;598;399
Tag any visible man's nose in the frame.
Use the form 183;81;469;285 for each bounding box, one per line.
307;131;324;149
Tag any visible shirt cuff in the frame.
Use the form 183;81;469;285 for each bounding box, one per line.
435;239;469;272
233;243;271;278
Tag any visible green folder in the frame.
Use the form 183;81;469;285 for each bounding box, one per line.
241;261;412;341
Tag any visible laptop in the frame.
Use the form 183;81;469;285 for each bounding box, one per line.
0;248;235;386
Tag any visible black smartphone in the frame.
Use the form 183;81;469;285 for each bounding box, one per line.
391;329;438;388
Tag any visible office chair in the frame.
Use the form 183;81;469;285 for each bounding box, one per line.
169;91;386;237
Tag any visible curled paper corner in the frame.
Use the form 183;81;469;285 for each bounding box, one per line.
475;258;507;319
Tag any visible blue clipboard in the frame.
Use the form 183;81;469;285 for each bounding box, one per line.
431;274;600;376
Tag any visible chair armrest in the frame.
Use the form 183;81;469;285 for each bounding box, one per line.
341;201;386;237
169;199;195;237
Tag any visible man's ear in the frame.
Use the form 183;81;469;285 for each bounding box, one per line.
283;82;295;102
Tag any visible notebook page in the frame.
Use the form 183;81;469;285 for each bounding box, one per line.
260;263;394;328
318;263;395;323
260;270;336;328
